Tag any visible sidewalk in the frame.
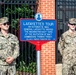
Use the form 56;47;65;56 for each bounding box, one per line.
56;64;62;75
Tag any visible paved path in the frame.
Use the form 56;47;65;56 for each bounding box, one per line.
56;64;62;75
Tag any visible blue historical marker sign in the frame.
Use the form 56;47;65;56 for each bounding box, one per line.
20;19;57;41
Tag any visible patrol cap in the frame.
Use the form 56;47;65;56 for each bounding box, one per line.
69;18;76;25
0;17;8;24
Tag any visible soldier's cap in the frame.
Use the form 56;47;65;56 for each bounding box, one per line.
68;18;76;25
0;17;9;24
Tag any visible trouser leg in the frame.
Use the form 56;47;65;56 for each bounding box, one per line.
0;65;7;75
7;65;16;75
62;64;68;75
73;65;76;75
62;63;73;75
0;65;16;75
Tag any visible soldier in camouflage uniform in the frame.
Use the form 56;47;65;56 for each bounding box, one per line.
0;17;19;75
58;18;76;75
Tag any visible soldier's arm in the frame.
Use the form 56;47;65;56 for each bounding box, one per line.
0;43;7;60
0;50;7;60
58;35;65;55
11;36;19;59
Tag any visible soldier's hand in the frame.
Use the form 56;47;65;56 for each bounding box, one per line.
6;57;14;64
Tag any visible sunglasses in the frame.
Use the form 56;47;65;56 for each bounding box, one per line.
3;22;10;26
69;23;76;26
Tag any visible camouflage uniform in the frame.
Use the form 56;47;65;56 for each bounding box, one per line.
58;30;76;75
0;32;19;75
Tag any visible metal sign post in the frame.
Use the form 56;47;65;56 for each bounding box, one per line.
36;42;41;75
37;51;40;75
